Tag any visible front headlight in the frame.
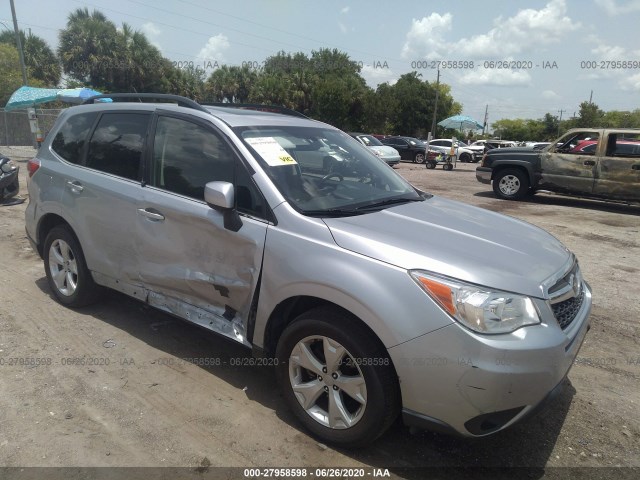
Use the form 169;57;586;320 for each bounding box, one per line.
1;160;17;174
410;271;540;334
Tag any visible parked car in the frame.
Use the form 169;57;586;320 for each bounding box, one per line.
26;94;592;447
476;128;640;202
427;139;482;163
348;133;401;166
380;136;431;163
0;156;19;203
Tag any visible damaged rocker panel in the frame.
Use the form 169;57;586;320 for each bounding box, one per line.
91;271;250;346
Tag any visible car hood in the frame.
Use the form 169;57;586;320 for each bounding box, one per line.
369;145;400;157
323;196;570;298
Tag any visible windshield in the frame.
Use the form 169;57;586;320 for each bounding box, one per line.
236;126;422;216
358;135;383;147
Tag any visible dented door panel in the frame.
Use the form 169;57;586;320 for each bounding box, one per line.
136;186;267;343
539;152;596;194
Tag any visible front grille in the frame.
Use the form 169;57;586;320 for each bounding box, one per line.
551;289;585;330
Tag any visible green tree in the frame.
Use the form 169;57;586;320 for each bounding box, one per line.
0;43;24;105
576;101;604;128
58;8;120;89
0;31;61;86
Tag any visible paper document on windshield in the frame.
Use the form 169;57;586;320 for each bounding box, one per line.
245;137;297;166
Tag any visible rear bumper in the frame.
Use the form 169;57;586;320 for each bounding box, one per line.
476;167;492;184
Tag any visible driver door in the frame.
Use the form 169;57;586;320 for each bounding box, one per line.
538;130;600;195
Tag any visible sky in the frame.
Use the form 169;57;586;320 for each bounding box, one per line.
1;0;639;126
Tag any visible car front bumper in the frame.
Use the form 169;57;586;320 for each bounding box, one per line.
476;166;492;184
388;282;592;437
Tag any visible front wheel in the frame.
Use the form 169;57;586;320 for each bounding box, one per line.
459;152;471;163
413;152;425;164
275;307;399;447
492;168;530;200
425;161;436;169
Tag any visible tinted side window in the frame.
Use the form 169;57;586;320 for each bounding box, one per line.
152;116;234;200
86;113;150;180
51;112;98;164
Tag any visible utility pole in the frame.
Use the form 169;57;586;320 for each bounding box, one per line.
10;0;28;85
589;90;593;104
482;104;488;136
430;68;440;138
557;109;564;137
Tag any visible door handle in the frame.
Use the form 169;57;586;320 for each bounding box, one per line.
632;164;640;170
66;180;84;193
137;208;165;221
583;160;596;166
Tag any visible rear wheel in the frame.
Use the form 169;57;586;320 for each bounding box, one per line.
275;307;399;447
492;168;530;200
44;226;100;307
425;161;436;169
413;152;425;164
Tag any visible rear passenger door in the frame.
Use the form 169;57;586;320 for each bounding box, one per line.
593;132;640;201
136;112;269;345
59;111;150;288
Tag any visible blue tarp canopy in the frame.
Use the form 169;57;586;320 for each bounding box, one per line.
4;86;110;111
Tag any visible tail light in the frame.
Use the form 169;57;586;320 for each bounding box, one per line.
27;158;41;177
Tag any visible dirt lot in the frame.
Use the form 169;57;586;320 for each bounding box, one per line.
0;147;638;478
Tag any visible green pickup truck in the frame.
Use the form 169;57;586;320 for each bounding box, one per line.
476;128;640;203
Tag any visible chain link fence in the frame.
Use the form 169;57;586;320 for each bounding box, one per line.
0;108;63;147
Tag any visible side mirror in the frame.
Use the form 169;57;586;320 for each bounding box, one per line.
204;181;242;232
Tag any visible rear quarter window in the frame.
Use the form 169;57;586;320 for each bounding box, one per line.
51;112;98;164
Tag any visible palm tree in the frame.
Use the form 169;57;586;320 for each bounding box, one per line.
58;8;119;89
0;31;61;86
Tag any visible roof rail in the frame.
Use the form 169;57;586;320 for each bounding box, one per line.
201;102;308;119
83;93;209;113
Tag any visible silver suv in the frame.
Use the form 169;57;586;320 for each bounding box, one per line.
25;94;591;447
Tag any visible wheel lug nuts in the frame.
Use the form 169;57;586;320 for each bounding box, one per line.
324;386;329;392
332;373;338;379
317;376;323;382
333;385;338;390
322;367;327;373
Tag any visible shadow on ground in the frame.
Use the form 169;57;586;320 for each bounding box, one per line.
35;278;574;478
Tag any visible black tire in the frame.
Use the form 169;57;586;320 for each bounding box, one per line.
492;168;530;200
459;152;471;163
413;152;425;164
444;163;454;171
425;161;436;169
275;307;400;447
43;226;101;307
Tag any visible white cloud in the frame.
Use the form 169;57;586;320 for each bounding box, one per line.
341;6;350;14
401;12;452;60
338;22;347;34
196;34;230;64
620;72;640;91
541;90;560;99
360;64;397;87
459;68;531;86
455;0;578;57
401;1;578;61
594;0;640;15
141;22;162;50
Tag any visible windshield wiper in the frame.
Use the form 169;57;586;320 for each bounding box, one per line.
355;196;423;211
302;208;362;217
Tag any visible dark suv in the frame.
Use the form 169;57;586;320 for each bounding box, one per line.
380;136;429;163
